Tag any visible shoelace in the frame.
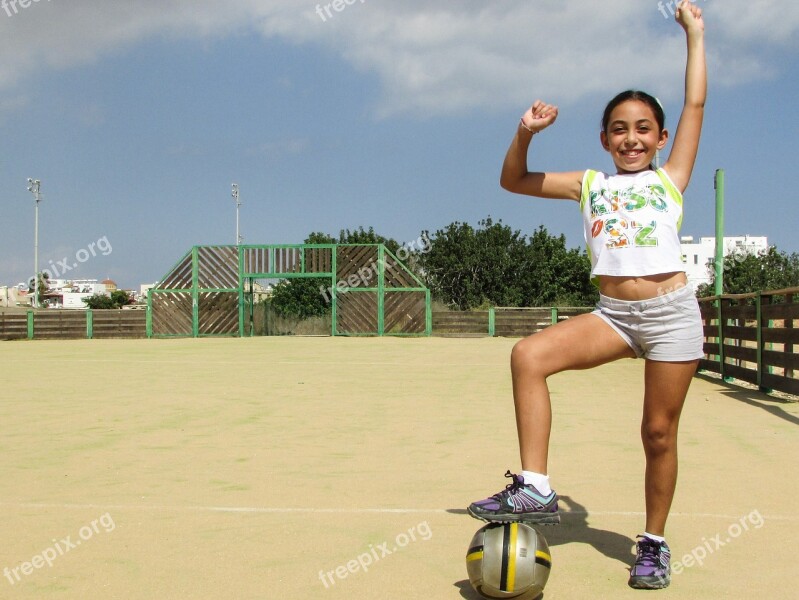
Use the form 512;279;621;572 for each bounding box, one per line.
635;538;662;567
492;470;524;500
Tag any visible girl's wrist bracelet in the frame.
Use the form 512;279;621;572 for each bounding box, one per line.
519;118;536;134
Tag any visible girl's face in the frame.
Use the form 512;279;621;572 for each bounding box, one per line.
600;100;668;174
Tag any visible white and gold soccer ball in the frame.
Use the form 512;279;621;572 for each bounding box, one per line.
466;522;552;599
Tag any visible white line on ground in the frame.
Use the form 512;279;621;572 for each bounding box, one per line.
2;503;796;521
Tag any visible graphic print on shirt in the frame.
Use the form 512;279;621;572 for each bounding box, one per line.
589;182;667;250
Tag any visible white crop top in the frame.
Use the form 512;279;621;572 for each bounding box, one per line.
580;168;686;283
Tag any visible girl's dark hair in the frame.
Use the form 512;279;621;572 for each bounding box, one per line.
601;90;665;133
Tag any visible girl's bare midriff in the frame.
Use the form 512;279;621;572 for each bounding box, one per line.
599;271;687;302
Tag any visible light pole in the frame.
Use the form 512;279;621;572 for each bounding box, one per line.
231;183;242;245
26;178;41;308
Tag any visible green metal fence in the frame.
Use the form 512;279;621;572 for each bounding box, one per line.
147;244;431;338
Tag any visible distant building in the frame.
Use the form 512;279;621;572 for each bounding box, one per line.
1;286;28;308
139;283;157;302
680;235;768;290
251;281;274;303
47;279;108;295
40;279;109;309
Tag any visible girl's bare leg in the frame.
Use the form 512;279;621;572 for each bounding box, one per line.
510;313;636;473
641;359;698;535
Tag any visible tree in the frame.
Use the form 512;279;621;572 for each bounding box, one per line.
697;246;799;296
110;289;134;308
418;218;525;309
83;294;114;309
83;290;133;309
268;278;329;319
28;272;50;307
523;226;597;307
418;218;597;309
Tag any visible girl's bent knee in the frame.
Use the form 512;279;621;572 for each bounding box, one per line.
511;337;551;376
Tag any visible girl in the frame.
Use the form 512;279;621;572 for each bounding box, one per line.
467;1;706;590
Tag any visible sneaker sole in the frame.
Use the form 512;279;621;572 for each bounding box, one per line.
628;576;670;590
467;507;561;525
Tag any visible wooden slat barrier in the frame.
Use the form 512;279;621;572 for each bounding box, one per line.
0;311;29;340
91;310;147;339
432;307;592;338
0;309;147;340
432;311;490;338
698;287;799;396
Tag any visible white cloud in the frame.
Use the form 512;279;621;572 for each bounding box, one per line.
0;0;796;117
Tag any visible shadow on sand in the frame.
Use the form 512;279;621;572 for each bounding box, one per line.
695;372;799;426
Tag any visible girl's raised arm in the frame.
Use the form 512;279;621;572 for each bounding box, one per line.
500;100;584;201
663;0;706;193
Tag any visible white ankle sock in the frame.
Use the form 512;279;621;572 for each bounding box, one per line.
521;470;551;495
643;532;666;544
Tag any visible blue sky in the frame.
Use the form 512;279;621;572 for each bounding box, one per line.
1;0;798;290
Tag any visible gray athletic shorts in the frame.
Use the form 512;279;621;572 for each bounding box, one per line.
592;284;705;362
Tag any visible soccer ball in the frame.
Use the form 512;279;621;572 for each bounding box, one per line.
466;522;551;599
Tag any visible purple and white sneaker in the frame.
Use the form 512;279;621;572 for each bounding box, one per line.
467;470;560;525
628;536;671;589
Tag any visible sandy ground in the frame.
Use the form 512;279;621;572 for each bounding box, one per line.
1;337;796;600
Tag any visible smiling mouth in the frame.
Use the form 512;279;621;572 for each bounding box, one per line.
621;149;644;159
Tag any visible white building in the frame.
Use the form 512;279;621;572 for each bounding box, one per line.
42;279;109;309
139;283;157;302
680;235;768;290
1;286;29;308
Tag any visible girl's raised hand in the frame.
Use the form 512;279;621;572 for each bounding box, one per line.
521;100;559;134
675;0;704;33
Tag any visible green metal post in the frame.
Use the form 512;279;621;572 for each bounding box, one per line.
551;307;558;326
488;308;495;337
86;309;93;339
755;292;771;391
759;293;774;392
238;246;245;337
27;310;34;340
714;170;728;379
191;246;200;338
767;316;775;385
714;169;725;297
146;290;152;338
331;246;338;336
377;245;385;335
425;289;432;336
715;298;723;378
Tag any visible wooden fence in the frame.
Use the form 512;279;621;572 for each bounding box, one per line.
698;287;798;396
3;288;797;398
0;309;147;340
432;307;593;337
